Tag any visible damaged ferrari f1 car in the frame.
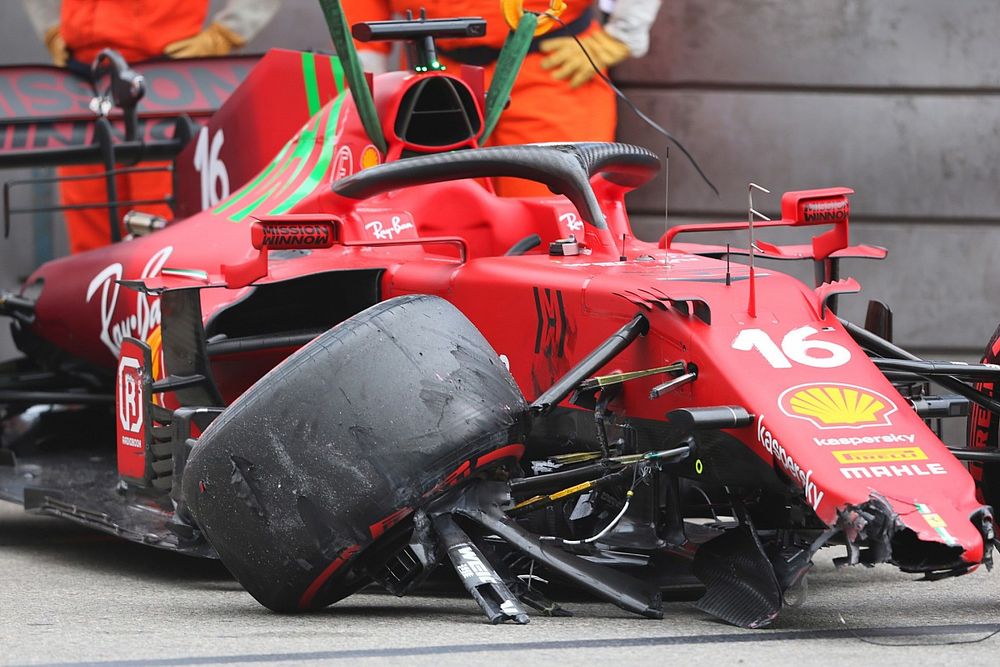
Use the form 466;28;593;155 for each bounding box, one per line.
2;1;1000;629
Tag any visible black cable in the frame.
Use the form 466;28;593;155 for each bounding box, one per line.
838;614;1000;646
548;15;719;196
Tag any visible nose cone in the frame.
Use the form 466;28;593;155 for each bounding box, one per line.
749;387;990;575
847;493;990;573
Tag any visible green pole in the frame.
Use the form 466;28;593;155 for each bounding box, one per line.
317;0;387;153
481;12;538;143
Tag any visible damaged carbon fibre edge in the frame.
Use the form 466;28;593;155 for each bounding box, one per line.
829;494;997;578
693;495;998;629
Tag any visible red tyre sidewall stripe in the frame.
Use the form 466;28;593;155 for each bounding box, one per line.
298;543;361;610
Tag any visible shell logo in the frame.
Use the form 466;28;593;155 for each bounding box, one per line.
778;383;897;430
360;144;381;170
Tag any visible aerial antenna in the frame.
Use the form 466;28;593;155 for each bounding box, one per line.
725;243;731;286
663;148;669;265
747;183;771;317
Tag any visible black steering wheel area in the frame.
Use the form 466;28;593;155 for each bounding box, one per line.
331;142;661;229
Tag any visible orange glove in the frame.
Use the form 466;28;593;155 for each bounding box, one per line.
539;27;631;88
163;22;245;58
44;25;68;67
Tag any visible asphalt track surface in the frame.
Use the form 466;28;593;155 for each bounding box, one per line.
3;502;1000;666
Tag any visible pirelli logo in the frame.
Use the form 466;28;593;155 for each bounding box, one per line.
832;447;927;464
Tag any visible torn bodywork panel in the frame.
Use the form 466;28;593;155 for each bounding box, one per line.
832;493;989;578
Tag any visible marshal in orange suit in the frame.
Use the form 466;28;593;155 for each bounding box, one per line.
23;0;280;253
342;0;661;196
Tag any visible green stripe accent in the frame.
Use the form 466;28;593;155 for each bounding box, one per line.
212;142;290;216
302;52;321;115
212;53;347;222
213;53;326;217
222;110;321;221
229;124;319;222
255;120;323;212
268;96;345;215
228;189;275;223
331;56;345;93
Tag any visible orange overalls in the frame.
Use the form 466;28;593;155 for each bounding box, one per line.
342;0;617;196
58;0;208;254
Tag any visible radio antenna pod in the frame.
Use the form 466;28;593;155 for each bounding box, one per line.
352;12;487;73
747;182;771;318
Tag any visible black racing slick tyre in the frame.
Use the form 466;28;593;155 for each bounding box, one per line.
969;323;1000;508
182;295;528;612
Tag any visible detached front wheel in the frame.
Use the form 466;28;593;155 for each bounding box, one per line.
182;294;528;612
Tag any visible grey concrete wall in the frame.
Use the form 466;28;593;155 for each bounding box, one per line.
636;216;1000;354
616;0;1000;88
619;0;1000;359
1;0;997;361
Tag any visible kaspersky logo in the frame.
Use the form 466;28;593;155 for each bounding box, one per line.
779;383;897;430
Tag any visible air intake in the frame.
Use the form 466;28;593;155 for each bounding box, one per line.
394;77;482;148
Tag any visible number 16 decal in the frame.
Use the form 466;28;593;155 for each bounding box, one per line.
732;326;851;369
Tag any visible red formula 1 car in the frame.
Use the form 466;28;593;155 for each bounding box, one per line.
2;4;1000;629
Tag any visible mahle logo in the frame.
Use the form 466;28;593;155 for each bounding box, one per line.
779;383;897;430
